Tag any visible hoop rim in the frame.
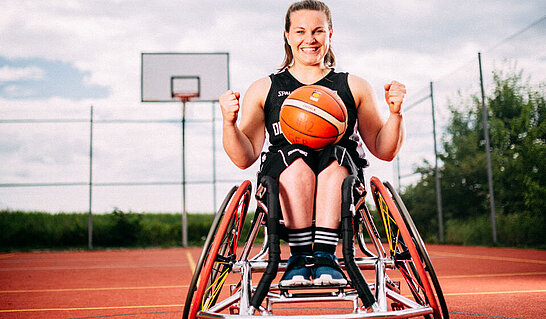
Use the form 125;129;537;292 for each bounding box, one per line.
172;92;199;102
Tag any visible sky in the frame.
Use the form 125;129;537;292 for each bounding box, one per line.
0;0;545;213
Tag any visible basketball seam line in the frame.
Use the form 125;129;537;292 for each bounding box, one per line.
282;98;346;133
280;117;339;139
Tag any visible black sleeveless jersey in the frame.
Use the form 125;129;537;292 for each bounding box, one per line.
263;69;367;166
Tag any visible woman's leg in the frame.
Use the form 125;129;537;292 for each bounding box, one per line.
313;161;349;285
278;158;316;286
279;158;315;229
315;161;349;229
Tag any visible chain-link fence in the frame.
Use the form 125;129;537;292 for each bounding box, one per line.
397;16;545;242
0;101;261;248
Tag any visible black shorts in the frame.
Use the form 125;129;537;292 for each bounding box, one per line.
257;144;366;182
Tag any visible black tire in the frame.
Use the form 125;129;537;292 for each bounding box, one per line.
370;176;443;319
384;181;449;319
183;181;251;319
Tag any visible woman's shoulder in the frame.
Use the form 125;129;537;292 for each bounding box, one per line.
247;76;272;95
243;76;272;107
347;74;375;108
347;73;372;90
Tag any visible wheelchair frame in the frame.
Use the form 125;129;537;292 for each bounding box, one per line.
183;175;449;319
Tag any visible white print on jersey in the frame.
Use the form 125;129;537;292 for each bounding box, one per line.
272;122;283;136
287;148;308;157
278;90;292;97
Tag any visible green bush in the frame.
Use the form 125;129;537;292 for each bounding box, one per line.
445;212;545;248
0;209;265;251
0;211;89;249
445;216;492;246
497;212;545;248
1;208;542;251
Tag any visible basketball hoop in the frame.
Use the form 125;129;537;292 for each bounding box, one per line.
140;52;229;248
172;92;199;103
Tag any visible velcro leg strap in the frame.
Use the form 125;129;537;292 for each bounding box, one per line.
250;176;281;309
341;175;376;307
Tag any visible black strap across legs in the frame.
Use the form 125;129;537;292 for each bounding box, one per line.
341;175;376;307
250;176;281;309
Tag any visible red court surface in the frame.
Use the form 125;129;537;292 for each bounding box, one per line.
1;244;545;319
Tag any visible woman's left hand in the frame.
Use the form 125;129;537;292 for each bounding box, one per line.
384;81;406;114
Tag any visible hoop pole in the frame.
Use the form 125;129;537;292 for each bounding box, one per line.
181;100;188;247
212;102;217;214
88;105;94;250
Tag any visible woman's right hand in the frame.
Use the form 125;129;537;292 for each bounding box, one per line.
219;90;241;126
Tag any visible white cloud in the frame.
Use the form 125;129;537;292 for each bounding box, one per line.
0;65;45;81
1;85;35;97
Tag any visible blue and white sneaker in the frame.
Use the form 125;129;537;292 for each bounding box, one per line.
312;251;347;286
279;254;312;287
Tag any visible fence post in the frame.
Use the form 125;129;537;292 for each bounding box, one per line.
430;82;444;243
478;52;498;244
88;105;94;250
212;102;217;214
395;156;401;194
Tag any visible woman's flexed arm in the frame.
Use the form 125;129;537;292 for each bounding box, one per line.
220;77;271;169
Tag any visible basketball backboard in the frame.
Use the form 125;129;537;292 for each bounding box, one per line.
141;52;229;102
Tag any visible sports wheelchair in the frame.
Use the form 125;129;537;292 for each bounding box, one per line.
183;175;449;319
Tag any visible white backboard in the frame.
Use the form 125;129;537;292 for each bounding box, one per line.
141;52;229;102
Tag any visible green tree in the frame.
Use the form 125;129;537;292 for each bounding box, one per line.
487;71;546;216
402;69;545;246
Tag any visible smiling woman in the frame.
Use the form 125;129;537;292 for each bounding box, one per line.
218;0;406;294
280;3;334;74
0;57;109;100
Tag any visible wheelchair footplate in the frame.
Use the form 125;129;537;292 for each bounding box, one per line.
266;283;362;315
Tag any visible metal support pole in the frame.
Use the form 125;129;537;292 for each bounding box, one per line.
182;101;188;247
212;102;217;214
430;82;444;243
478;52;498;243
88;105;94;250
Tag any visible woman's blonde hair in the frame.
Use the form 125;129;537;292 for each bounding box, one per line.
279;0;335;71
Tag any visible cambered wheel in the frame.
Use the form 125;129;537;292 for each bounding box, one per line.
370;176;444;319
183;180;252;319
384;181;449;319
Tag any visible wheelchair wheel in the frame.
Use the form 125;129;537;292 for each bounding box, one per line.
384;181;449;319
182;185;237;319
370;176;444;319
183;180;252;319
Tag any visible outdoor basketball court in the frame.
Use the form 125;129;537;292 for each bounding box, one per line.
1;244;544;319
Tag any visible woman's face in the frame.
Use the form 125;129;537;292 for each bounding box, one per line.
285;9;332;68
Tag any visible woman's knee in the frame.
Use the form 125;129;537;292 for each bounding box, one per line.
318;161;349;185
279;158;315;186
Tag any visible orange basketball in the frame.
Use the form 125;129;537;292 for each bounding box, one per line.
280;85;347;149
